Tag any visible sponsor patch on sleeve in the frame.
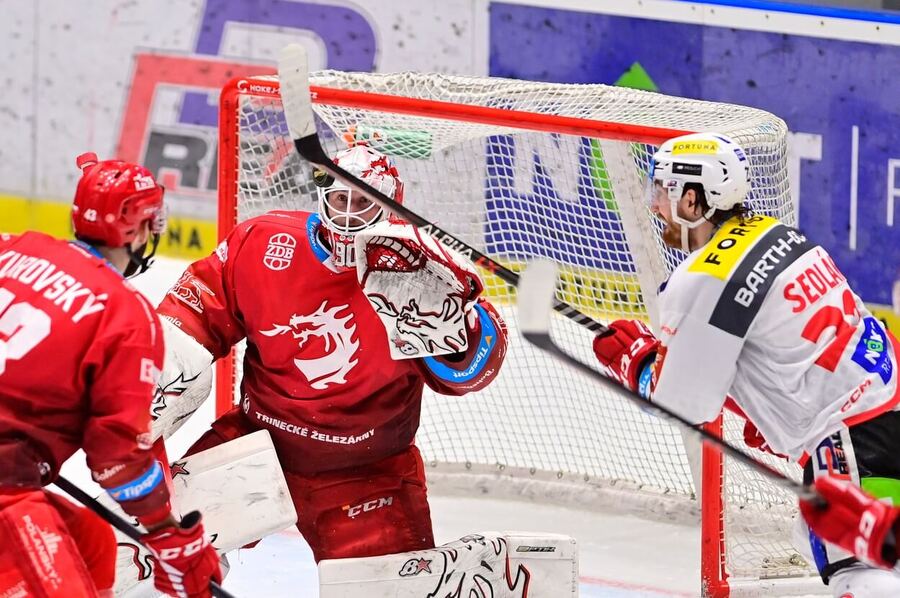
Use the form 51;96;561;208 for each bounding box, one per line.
852;317;893;384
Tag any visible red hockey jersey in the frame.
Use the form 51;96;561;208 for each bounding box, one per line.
158;211;506;474
0;232;168;517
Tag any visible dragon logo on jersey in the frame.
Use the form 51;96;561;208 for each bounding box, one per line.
259;301;359;389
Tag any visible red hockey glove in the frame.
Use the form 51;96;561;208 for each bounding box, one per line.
592;320;658;394
799;475;900;569
142;511;222;598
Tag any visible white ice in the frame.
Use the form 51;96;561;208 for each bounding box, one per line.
56;257;824;597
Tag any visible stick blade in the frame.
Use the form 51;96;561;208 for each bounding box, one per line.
277;43;316;141
517;260;559;341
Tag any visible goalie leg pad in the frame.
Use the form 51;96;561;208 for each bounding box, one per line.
318;531;578;598
288;444;435;562
108;429;296;596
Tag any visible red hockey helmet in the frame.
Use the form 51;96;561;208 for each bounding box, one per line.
72;152;166;247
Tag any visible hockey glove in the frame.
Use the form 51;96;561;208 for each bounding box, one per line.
800;475;900;570
355;221;483;360
592;320;658;396
142;511;222;598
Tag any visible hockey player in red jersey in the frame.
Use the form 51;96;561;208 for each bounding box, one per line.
154;144;508;561
592;133;900;597
0;153;220;598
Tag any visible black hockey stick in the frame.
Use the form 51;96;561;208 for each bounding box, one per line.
276;43;607;335
54;475;235;598
515;260;820;500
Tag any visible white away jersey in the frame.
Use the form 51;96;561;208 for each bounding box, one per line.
652;215;898;459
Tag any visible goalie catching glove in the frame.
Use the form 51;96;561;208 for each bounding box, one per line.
800;475;900;570
355;221;484;359
593;319;659;397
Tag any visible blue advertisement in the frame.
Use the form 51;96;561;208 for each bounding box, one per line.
489;3;900;304
180;0;375;128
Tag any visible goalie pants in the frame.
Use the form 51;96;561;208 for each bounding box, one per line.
0;488;117;597
187;406;436;562
803;409;900;585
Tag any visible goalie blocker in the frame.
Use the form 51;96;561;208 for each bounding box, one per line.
318;532;578;597
104;430;297;596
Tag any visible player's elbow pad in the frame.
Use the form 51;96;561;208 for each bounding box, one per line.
419;301;507;395
152;317;215;441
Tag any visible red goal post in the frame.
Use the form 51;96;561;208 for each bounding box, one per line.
217;71;823;597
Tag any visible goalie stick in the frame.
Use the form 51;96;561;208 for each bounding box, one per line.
53;476;236;598
276;43;607;335
515;260;820;501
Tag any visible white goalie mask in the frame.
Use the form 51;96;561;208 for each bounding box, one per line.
314;145;404;270
646;132;750;251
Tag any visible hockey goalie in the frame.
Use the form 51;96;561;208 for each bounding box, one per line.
141;144;577;596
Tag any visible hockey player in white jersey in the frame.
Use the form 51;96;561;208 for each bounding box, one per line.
592;132;900;597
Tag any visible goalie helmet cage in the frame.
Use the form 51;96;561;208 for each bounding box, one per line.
217;72;825;597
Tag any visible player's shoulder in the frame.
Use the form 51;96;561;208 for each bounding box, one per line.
61;239;157;316
235;210;313;238
684;215;784;279
5;232;160;332
91;270;161;343
4;231;118;281
1;230;53;251
664;214;815;328
662;215;782;309
0;231;22;249
224;209;319;265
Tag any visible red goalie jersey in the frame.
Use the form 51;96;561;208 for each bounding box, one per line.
158;211;507;474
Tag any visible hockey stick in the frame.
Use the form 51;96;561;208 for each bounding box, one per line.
276;43;607;335
515;260;820;501
54;475;235;598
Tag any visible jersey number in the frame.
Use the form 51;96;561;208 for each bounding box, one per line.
0;288;52;376
800;289;858;372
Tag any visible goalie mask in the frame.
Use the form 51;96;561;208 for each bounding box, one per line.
646;133;750;252
314;145;404;270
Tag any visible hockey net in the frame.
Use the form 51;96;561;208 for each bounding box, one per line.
217;72;823;596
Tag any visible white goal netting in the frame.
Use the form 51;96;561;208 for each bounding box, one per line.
218;71;823;596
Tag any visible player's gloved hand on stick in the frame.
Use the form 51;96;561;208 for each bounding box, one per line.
592;319;658;395
142;511;223;598
799;475;900;570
